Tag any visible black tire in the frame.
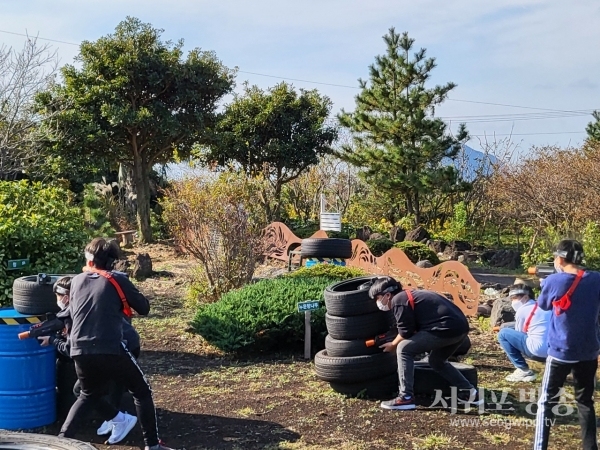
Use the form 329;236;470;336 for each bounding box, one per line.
414;361;478;396
12;275;75;315
325;334;383;357
314;349;397;383
300;238;352;259
324;276;379;316
0;432;95;449
325;311;393;340
330;372;399;399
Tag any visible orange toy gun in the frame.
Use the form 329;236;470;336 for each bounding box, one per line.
365;329;398;348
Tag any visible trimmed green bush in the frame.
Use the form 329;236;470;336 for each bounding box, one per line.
367;238;394;256
193;275;345;353
0;181;88;306
285;265;365;279
393;241;440;265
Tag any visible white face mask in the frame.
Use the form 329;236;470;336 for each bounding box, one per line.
376;300;390;311
511;300;522;311
554;260;564;273
57;300;67;310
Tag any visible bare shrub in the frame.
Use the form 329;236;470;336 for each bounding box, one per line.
161;173;266;302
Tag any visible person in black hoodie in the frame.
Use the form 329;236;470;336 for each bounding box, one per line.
57;237;174;450
368;276;481;411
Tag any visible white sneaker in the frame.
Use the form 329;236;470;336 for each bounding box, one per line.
505;368;537;382
97;420;112;435
107;413;137;444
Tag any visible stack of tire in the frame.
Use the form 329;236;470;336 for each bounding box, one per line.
314;277;479;399
300;238;352;268
314;277;399;398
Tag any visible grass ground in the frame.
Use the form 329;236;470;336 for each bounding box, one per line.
42;243;590;449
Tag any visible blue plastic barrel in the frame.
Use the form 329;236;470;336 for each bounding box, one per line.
0;307;56;429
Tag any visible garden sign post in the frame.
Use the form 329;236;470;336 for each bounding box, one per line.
297;300;320;359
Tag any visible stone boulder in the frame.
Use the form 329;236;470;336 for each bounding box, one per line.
446;240;472;252
404;226;431;243
428;239;447;254
457;252;478;264
489;250;521;270
132;253;153;280
368;232;384;241
490;297;515;327
416;260;433;268
355;226;373;242
390;226;406;243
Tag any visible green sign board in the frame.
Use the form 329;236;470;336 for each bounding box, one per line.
297;300;320;312
6;259;29;271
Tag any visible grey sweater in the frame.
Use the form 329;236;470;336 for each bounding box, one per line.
68;271;149;356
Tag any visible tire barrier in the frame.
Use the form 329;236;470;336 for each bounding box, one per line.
316;277;398;398
300;238;352;259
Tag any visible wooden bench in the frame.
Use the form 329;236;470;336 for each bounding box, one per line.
114;230;137;246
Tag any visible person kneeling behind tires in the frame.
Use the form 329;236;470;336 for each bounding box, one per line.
369;276;482;411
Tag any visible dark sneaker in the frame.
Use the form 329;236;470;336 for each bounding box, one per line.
380;395;416;410
457;388;484;407
145;442;175;450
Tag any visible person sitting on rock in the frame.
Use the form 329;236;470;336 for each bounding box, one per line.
497;284;551;382
368;276;482;411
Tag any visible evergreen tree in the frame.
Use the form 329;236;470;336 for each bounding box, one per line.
338;28;468;226
586;111;600;143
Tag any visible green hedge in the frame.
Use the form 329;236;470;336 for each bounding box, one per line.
393;241;440;265
367;238;394;256
0;181;87;306
193;273;353;353
285;264;365;279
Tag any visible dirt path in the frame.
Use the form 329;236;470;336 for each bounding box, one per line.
43;245;584;449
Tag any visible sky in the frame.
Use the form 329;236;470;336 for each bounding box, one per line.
1;0;599;154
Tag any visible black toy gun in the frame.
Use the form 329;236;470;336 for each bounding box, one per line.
534;263;555;279
365;329;398;348
18;314;64;340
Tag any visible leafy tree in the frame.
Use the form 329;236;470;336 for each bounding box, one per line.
0;38;59;180
205;82;338;221
338;28;468;226
586;111;600;143
37;17;235;241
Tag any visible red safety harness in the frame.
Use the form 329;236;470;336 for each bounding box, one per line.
406;290;415;310
86;267;133;318
551;270;585;316
523;303;538;333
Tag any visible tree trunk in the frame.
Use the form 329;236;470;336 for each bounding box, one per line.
133;152;153;243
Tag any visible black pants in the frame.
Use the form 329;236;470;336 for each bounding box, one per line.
534;356;598;450
72;346;141;409
59;345;159;447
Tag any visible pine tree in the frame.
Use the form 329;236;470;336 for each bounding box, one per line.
586;111;600;143
338;28;468;226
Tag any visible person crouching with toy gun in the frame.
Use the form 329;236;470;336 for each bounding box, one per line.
58;237;175;450
368;276;481;411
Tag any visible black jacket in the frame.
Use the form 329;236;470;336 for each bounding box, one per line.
68;271;149;356
391;289;469;339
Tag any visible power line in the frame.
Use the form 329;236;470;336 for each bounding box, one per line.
0;28;597;120
0;29;79;46
470;131;585;137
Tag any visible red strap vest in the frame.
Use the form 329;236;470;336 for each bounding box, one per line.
87;267;133;318
523;303;538;333
551;270;585;316
406;290;415;310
